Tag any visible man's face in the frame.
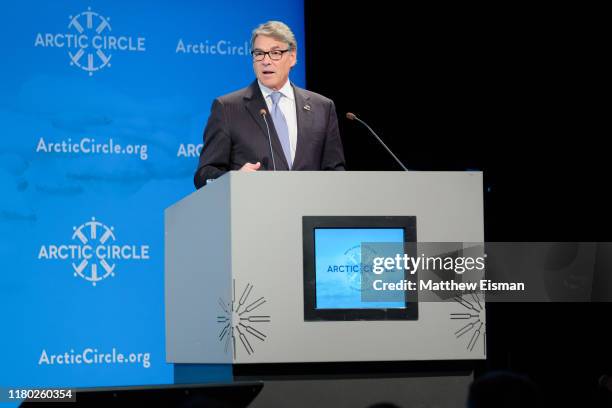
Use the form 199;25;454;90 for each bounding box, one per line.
252;35;296;91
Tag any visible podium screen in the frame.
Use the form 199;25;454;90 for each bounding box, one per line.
303;216;418;321
314;228;405;309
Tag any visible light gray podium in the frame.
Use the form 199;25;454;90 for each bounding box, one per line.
165;171;485;367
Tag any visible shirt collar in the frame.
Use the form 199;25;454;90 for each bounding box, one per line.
258;80;295;101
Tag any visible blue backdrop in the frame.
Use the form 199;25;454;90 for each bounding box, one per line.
0;0;305;393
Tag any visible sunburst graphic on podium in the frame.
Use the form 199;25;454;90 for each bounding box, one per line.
217;280;270;358
450;292;486;354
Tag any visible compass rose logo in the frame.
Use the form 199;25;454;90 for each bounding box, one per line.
217;280;270;358
67;8;113;76
450;292;486;354
71;217;116;286
341;243;381;292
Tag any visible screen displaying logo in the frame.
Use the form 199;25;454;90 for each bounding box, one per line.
314;228;405;309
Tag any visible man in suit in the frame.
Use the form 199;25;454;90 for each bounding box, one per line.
194;21;345;189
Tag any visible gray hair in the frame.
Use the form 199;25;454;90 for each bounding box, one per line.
251;21;297;51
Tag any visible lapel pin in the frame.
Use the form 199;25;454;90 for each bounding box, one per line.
304;104;311;111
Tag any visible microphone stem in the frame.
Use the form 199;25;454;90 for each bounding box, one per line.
353;116;408;171
261;113;277;171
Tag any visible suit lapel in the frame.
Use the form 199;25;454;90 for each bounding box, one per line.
293;84;312;170
244;81;289;170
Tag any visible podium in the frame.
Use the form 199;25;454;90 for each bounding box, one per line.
165;171;484;365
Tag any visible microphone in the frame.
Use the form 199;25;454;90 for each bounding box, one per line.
346;112;408;171
260;109;277;171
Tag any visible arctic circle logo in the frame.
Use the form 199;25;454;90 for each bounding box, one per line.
38;217;150;286
67;8;114;76
34;7;146;76
71;217;117;285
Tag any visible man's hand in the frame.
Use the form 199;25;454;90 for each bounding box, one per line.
240;162;261;172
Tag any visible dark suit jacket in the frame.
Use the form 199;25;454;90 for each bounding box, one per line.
194;80;345;188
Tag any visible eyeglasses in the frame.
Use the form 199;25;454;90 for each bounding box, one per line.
251;49;291;61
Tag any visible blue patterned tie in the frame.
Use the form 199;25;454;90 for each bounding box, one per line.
269;91;292;168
